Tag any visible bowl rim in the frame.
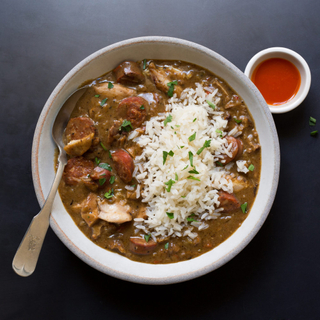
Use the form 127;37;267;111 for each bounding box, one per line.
31;36;280;284
244;47;311;114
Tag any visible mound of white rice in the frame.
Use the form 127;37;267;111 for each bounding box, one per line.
133;84;235;240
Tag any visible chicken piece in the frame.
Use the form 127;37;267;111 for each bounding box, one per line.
64;117;96;156
93;83;136;101
226;175;250;193
80;193;100;227
149;62;182;96
64;133;94;157
113;61;144;84
126;190;137;199
135;206;148;219
98;200;132;224
225;95;242;109
212;79;231;102
108;240;126;253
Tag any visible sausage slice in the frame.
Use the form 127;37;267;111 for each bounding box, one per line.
218;191;240;213
112;149;134;183
129;237;158;255
63;157;94;186
220;136;243;164
117;96;148;128
113;61;144;84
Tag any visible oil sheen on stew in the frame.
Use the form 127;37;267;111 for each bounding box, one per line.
57;60;261;264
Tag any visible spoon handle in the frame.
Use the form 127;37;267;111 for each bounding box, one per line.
12;161;65;277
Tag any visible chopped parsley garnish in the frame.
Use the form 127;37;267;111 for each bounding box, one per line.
144;234;151;242
181;195;186;198
99;178;106;186
187;176;201;181
187;214;198;222
143;59;147;70
171;126;174;129
182;165;189;171
216;129;223;137
234;118;242;124
206;100;215;110
95;157;101;165
108;150;112;159
164;242;169;250
119;119;133;132
100;142;108;151
241;202;248;213
94;94;100;98
140;105;145;110
131;184;136;188
164;114;172;126
216;161;223;167
167;80;178;97
248;164;255;171
310;130;318;136
188;132;196;142
100;97;108;106
188;168;199;174
175;125;180;127
163;150;174;165
108;82;114;89
196;140;211;155
99;163;112;171
188;151;194;167
175;173;179;181
109;176;115;184
104;189;114;199
166;212;174;219
180;146;185;149
193;118;197;122
309;116;316;126
164;179;176;192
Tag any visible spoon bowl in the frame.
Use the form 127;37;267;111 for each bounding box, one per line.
12;87;86;277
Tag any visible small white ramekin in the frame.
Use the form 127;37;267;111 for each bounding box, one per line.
244;47;311;114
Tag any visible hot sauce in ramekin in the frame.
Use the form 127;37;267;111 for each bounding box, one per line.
251;58;301;106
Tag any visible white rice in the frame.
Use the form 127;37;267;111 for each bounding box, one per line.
133;83;235;239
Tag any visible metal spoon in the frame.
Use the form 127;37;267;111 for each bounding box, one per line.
12;87;87;277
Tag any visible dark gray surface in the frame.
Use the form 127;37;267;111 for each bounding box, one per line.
1;0;320;319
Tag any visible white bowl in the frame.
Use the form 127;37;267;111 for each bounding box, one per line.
244;47;311;114
32;36;280;284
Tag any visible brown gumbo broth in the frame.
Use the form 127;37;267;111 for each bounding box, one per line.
58;60;261;264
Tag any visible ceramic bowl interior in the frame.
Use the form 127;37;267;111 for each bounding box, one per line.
244;47;311;114
32;36;280;284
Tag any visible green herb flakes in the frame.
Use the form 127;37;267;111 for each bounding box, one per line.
99;178;106;186
193;118;197;122
119;119;133;132
188;168;199;174
104;189;114;199
100;142;107;151
188;132;196;142
108;82;114;89
187;214;198;222
100;97;108;106
164;114;173;126
175;173;178;181
140;105;145;110
206;100;215;110
163;150;174;165
109;176;115;184
99;163;112;171
241;202;248;213
310;130;318;136
216;161;223;167
216;129;223;137
95;157;101;165
108;150;112;159
182;165;189;171
94;94;100;98
187;176;200;181
309;116;316;126
166;212;174;219
180;146;185;149
164;242;169;250
196;140;211;155
144;234;151;242
181;195;186;198
167;80;178;97
143;59;147;70
164;179;176;192
188;151;194;167
234;118;242;124
248;164;255;171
